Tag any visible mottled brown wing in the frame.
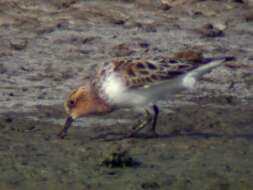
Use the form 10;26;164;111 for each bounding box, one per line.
107;58;198;88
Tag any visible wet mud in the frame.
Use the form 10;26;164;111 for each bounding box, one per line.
0;0;253;189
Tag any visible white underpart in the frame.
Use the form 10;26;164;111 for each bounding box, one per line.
102;73;146;106
103;73;126;100
182;59;225;89
182;75;196;89
102;59;225;106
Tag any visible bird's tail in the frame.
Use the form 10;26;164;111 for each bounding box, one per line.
182;56;235;89
137;56;235;102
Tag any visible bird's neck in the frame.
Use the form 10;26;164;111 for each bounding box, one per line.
89;84;112;114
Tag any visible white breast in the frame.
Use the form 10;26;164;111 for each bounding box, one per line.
101;73;147;106
102;73;126;101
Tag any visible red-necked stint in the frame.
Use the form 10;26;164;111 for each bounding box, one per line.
58;56;234;138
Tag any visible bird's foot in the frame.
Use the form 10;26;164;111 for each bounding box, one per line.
147;129;159;137
57;130;67;139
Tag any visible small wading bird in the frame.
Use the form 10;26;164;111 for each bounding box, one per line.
58;56;234;139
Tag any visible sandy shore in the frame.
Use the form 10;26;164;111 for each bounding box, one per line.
0;0;253;189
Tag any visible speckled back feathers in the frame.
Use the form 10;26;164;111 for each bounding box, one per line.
95;58;203;89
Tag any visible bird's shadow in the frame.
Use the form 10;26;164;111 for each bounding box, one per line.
91;131;253;142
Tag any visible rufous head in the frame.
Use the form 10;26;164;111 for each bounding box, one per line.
58;82;111;139
64;84;93;119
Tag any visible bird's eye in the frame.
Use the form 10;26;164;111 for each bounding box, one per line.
69;100;75;107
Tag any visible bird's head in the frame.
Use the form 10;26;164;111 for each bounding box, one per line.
58;83;111;138
64;85;92;120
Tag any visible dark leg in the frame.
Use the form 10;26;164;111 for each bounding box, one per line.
128;104;160;137
150;104;160;135
128;109;152;137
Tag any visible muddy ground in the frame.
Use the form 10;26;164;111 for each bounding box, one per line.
0;0;253;189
